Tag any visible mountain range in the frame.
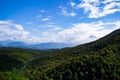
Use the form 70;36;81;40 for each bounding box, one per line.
0;40;76;49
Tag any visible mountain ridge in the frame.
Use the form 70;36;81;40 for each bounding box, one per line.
25;28;120;80
0;41;76;49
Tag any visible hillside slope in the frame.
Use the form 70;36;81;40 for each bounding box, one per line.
25;29;120;80
0;47;58;80
28;29;120;68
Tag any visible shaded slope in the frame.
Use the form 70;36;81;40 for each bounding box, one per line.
0;47;56;72
43;50;120;80
0;54;24;71
0;47;52;80
28;29;120;68
42;29;120;80
25;29;120;80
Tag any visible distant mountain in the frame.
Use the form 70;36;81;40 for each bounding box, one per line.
0;40;12;46
29;42;76;49
0;40;27;48
0;40;76;49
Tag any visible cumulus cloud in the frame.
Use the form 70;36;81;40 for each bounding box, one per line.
69;2;76;7
77;0;120;18
0;20;120;44
0;20;40;43
59;6;76;16
40;21;120;43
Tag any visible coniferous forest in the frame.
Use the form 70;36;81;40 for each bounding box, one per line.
0;29;120;80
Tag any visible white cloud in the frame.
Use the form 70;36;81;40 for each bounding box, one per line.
77;0;120;18
0;20;40;43
69;2;76;7
35;15;51;21
40;21;120;43
41;18;50;21
0;20;120;44
45;25;62;30
59;6;76;16
15;25;24;31
70;12;76;16
39;24;62;31
102;0;114;4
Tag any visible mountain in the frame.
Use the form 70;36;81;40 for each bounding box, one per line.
0;40;27;47
0;40;12;46
26;28;120;80
29;42;76;49
8;42;28;47
0;41;75;49
0;28;120;80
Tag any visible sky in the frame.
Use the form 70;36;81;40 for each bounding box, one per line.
0;0;120;44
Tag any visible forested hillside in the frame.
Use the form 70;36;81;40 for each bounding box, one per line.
0;29;120;80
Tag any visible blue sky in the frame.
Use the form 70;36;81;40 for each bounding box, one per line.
0;0;120;44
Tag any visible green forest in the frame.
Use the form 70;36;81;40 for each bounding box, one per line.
0;29;120;80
